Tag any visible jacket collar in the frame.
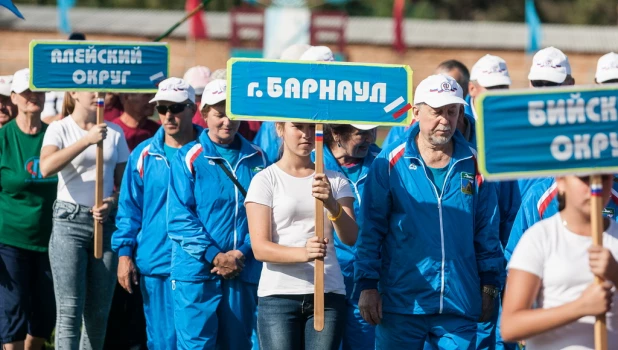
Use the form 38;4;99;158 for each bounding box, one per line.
149;124;204;156
198;129;259;159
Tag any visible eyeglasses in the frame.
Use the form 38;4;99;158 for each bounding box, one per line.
530;80;561;88
156;103;192;115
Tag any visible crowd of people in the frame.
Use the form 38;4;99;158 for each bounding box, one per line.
1;38;618;350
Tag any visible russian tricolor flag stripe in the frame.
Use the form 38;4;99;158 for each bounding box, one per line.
393;103;412;119
591;183;603;196
383;96;405;113
97;98;104;107
315;130;324;142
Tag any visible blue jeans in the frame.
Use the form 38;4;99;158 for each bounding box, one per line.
377;313;476;350
257;293;346;350
49;200;118;350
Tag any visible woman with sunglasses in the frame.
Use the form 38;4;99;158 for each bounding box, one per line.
40;90;130;350
501;174;618;349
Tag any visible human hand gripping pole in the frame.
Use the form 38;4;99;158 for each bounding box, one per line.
94;94;104;259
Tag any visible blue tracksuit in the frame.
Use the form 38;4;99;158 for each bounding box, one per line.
253;122;280;164
167;130;267;350
321;144;381;350
355;123;504;349
506;177;618;262
112;125;203;350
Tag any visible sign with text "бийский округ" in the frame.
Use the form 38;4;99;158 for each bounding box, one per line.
226;58;414;127
29;40;169;92
476;85;618;180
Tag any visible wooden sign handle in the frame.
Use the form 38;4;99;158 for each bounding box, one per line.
314;123;325;332
94;93;104;259
591;174;607;350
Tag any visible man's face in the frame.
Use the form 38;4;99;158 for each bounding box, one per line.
157;100;195;137
413;103;459;146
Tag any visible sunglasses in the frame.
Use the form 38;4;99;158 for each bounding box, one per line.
530;80;561;88
156;103;192;115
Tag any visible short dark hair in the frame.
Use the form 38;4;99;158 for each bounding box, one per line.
437;60;470;97
324;124;357;149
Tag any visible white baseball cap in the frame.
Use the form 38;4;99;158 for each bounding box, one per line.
596;52;618;83
470;54;512;87
199;79;226;110
210;69;227;80
351;124;378;131
413;74;468;108
528;47;571;84
0;75;13;96
280;44;311;60
183;66;211;95
11;68;30;94
149;77;195;104
299;46;335;62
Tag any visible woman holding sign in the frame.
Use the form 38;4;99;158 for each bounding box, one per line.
40;90;129;350
245;121;358;350
501;174;618;349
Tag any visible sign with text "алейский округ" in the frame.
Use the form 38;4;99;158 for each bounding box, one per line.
29;40;169;92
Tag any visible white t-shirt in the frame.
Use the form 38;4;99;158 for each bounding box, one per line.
41;91;64;118
508;213;618;350
245;164;353;297
42;116;130;207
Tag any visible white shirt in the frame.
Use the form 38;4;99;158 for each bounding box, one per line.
508;213;618;350
41;91;64;118
42;116;130;207
245;164;353;297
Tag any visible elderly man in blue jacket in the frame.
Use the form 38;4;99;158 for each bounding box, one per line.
355;74;504;349
112;77;203;349
167;79;267;350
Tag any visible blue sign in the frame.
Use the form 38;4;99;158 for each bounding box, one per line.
476;85;618;180
226;58;413;126
29;40;170;92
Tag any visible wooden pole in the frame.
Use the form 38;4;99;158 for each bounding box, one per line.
314;123;325;332
591;174;607;350
94;93;104;259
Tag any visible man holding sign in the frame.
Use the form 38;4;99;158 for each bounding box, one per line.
355;74;503;349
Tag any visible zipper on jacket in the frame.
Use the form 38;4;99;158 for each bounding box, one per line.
413;155;471;314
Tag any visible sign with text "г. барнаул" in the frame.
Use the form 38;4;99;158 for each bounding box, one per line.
29;40;170;92
226;58;413;127
476;85;618;180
